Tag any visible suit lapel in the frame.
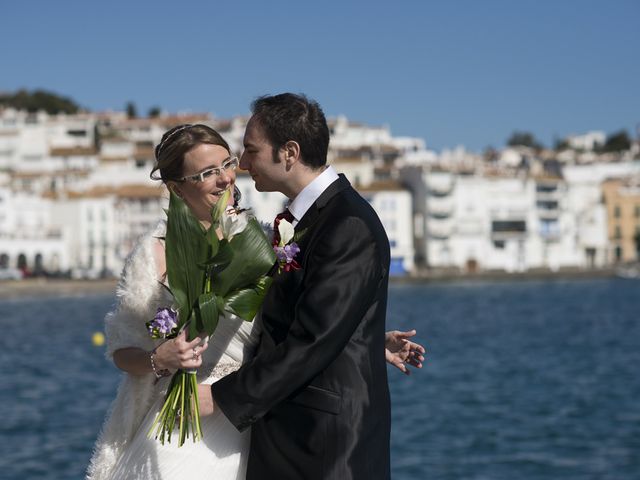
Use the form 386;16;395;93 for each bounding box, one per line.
262;175;351;343
295;174;350;233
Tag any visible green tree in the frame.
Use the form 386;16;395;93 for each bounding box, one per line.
600;130;631;153
506;131;544;150
126;101;138;119
0;88;80;114
553;137;570;151
148;106;161;118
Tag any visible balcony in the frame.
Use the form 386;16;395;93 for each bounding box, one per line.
491;219;526;240
427;196;454;218
427;220;453;240
536;200;560;219
429;210;451;220
425;173;454;196
536;182;562;202
427;186;453;197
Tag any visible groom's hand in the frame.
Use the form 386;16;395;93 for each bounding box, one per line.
385;330;426;375
197;384;216;417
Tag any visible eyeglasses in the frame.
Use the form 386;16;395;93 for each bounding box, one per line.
178;156;238;183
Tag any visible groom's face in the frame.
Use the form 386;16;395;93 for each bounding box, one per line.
241;117;287;193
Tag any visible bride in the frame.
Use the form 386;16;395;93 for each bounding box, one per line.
86;124;425;480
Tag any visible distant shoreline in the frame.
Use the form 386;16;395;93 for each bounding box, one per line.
0;268;624;300
0;278;118;300
394;267;620;284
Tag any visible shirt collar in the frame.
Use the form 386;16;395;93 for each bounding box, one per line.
288;165;339;224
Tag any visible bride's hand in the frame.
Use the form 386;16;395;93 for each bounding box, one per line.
154;329;209;371
385;329;425;375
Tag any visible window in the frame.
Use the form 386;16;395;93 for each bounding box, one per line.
67;129;87;137
492;220;526;233
536;200;558;210
493;240;505;249
614;206;621;218
614;226;622;239
536;184;557;193
540;219;559;238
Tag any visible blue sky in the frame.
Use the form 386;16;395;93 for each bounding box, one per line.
2;0;638;151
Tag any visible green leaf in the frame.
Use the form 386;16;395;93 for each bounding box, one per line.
211;218;276;297
210;189;230;225
188;317;199;341
206;223;220;258
202;240;233;268
293;227;307;243
225;276;273;320
165;191;210;326
197;292;219;336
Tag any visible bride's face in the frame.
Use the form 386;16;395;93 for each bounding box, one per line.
170;143;237;226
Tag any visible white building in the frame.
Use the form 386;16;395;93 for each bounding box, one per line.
563;161;640;266
401;163;611;272
358;182;414;275
566;131;606;151
49;194;117;276
0;187;68;273
0;108;97;174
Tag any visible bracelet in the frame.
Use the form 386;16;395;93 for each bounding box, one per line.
150;348;171;379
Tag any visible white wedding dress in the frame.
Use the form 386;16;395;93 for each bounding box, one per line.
86;220;260;480
108;317;259;480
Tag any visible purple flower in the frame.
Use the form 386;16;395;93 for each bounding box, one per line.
284;243;300;262
273;242;302;272
274;242;300;264
149;307;178;336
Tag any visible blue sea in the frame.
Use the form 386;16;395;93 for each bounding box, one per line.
1;278;638;479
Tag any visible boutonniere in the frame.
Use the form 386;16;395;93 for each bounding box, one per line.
273;219;305;272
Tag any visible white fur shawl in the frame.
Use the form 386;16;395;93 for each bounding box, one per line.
86;221;168;480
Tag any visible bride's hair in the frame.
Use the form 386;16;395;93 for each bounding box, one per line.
151;124;230;183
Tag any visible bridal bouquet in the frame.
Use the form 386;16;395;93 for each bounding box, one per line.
148;189;276;446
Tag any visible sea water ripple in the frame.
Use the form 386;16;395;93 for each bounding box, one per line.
0;278;638;479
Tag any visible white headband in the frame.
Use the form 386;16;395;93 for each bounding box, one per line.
156;124;193;157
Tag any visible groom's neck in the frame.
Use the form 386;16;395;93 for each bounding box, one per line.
283;165;326;200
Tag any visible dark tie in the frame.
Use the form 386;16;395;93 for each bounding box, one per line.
272;208;295;246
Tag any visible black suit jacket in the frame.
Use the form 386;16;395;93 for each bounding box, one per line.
212;175;391;479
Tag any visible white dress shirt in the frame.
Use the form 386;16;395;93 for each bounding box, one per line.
287;166;339;227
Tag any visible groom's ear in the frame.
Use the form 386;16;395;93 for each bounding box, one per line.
283;140;301;168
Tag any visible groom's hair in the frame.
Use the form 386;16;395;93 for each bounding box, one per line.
251;93;329;169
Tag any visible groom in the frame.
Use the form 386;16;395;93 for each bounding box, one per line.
201;93;391;479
